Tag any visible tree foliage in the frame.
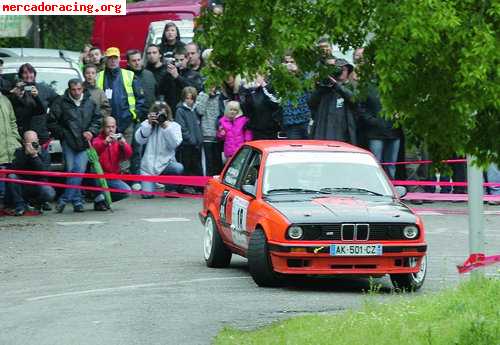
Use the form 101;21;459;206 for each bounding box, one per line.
196;0;500;165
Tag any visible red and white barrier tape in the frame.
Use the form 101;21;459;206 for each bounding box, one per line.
457;253;500;274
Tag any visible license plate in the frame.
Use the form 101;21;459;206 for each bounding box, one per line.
330;244;382;256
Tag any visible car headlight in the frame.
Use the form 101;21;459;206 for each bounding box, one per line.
403;225;419;239
287;226;304;240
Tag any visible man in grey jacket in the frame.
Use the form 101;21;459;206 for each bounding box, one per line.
135;101;183;198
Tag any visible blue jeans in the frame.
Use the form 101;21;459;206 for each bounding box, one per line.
368;139;400;179
487;163;500;195
6;173;56;210
141;160;184;193
59;142;88;206
94;179;131;203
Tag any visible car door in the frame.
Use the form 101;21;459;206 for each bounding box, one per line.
218;147;252;243
225;151;262;250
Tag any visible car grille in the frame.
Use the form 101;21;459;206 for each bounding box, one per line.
299;223;415;241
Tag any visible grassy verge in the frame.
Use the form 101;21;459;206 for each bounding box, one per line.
214;278;499;345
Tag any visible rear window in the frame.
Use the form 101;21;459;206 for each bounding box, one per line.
2;67;81;95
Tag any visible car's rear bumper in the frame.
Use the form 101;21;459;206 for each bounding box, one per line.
268;243;426;275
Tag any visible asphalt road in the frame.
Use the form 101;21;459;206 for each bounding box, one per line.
0;198;499;345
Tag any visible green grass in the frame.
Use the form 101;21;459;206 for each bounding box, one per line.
214;278;500;345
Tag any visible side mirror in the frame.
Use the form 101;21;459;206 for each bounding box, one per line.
395;186;407;198
241;184;256;197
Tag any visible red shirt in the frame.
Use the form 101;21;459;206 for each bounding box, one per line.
92;132;133;173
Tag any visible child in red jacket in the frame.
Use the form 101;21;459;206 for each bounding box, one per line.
91;116;132;210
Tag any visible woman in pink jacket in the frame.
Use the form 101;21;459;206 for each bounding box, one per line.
216;101;253;159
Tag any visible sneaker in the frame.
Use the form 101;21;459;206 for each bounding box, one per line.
141;194;154;199
55;203;66;213
131;183;142;191
94;201;109;211
487;200;500;206
14;207;25;216
73;204;85;213
42;202;52;211
182;187;197;195
410;200;423;205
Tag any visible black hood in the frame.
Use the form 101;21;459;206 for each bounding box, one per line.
268;195;416;224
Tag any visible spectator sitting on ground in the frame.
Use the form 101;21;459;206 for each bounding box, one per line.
135;101;183;199
216;100;252;160
91;116;132;211
5;130;55;216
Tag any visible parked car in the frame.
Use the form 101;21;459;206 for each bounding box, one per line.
1;56;84;171
92;0;202;66
200;140;427;290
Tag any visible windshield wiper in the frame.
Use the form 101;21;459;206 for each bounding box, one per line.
266;188;331;194
319;187;386;196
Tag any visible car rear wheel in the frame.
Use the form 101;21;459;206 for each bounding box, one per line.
203;214;232;268
247;228;282;287
390;256;427;291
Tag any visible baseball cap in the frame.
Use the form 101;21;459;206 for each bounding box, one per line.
335;58;354;73
104;47;120;57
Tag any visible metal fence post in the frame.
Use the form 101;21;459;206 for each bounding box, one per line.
466;155;485;277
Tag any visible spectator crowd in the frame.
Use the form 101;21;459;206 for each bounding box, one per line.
0;18;499;216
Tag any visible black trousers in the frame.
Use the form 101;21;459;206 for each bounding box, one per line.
203;141;223;176
179;145;203;176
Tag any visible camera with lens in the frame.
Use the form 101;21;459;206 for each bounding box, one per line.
24;85;34;92
112;133;123;140
31;141;40;150
157;111;167;125
164;57;176;65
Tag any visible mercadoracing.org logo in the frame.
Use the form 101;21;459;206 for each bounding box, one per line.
0;0;126;15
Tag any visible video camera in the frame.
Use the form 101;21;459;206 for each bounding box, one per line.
157;111;167;125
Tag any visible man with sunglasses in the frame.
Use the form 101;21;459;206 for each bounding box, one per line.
5;130;55;216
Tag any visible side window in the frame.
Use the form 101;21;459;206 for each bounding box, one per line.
223;147;251;187
241;153;261;188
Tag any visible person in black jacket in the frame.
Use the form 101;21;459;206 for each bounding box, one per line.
175;86;202;193
240;75;281;140
8;63;58;147
48;79;102;213
309;59;358;144
6;130;55;216
159;22;186;61
358;83;402;179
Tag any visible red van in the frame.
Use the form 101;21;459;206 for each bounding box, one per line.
91;0;205;64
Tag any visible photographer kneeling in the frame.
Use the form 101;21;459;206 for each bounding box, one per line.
6;130;55;216
92;116;132;211
135;102;183;199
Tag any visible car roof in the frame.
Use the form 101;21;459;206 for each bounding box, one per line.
246;140;372;154
0;48;80;61
0;56;80;70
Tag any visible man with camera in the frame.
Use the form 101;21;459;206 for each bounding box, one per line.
92;116;132;210
309;58;358;144
135;101;183;198
8;63;58;148
48;79;102;213
5;130;56;216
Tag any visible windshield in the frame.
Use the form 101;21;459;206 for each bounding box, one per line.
2;67;81;95
263;151;393;196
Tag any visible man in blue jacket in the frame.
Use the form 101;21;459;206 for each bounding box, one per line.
96;47;145;173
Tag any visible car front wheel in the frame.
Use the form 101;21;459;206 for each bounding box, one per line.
390;255;427;291
247;228;282;287
203;214;232;268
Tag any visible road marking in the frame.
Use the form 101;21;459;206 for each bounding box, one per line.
56;221;104;226
26;276;251;302
415;211;444;216
141;218;191;223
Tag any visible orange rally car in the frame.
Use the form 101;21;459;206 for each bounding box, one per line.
199;140;427;290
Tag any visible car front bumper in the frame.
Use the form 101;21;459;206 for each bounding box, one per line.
268;242;427;275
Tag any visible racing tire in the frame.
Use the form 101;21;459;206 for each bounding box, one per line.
203;214;232;268
247;228;282;287
390;256;427;291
